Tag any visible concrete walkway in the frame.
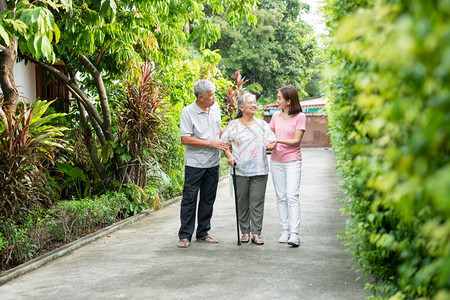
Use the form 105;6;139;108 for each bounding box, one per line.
0;149;370;299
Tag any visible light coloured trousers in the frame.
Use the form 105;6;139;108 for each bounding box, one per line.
270;160;302;234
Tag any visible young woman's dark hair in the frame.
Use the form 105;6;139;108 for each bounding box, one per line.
279;85;302;115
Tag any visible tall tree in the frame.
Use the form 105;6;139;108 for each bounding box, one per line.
211;0;317;102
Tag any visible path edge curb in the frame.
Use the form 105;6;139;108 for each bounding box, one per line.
0;195;183;286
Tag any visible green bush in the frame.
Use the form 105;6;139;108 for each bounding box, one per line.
323;0;450;299
0;192;130;271
0;232;5;252
53;192;129;241
0;211;54;271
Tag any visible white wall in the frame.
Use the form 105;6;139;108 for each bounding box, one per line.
14;60;36;102
0;60;36;102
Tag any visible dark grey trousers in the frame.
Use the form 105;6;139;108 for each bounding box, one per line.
234;174;268;235
178;165;219;241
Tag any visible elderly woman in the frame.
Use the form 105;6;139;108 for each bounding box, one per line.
222;93;275;245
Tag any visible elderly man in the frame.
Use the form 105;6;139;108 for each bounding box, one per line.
177;79;229;248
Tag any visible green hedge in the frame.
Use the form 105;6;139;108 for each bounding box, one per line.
0;192;129;271
323;0;449;299
52;192;130;242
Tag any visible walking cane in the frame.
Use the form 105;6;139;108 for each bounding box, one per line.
232;163;241;246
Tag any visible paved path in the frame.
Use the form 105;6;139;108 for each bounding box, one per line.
0;149;370;299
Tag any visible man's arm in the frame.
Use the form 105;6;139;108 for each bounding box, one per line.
181;136;229;151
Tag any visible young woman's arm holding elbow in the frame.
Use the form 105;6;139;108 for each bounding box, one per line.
273;129;305;148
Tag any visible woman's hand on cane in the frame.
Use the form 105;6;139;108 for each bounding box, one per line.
223;142;235;167
227;156;236;167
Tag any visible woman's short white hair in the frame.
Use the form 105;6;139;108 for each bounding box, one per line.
194;79;216;98
237;92;256;109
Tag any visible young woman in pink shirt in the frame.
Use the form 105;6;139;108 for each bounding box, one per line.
267;85;306;247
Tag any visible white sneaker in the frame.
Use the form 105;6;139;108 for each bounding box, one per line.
278;231;290;243
287;233;300;247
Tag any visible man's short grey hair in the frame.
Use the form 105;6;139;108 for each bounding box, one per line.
194;79;216;98
237;92;257;109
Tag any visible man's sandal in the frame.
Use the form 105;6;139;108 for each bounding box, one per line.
196;235;218;243
177;238;190;248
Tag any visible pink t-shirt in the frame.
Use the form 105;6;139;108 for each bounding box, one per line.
269;112;306;162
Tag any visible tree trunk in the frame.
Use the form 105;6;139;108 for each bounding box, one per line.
0;40;19;123
77;54;132;185
77;99;112;189
78;54;113;141
0;0;7;11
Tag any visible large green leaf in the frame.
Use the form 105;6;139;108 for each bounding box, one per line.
100;0;117;22
37;35;52;59
0;24;10;46
56;162;88;183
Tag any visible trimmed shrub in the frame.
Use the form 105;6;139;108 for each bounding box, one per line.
52;192;129;242
0;192;129;271
0;211;54;271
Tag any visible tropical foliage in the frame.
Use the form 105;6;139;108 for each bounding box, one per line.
117;63;165;188
323;0;450;298
0;0;259;190
0;99;67;270
0;100;66;219
220;70;248;124
2;3;447;299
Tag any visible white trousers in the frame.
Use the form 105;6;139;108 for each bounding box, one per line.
270;160;302;234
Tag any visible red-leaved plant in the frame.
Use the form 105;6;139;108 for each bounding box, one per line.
221;70;249;124
117;63;166;188
0;99;67;221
